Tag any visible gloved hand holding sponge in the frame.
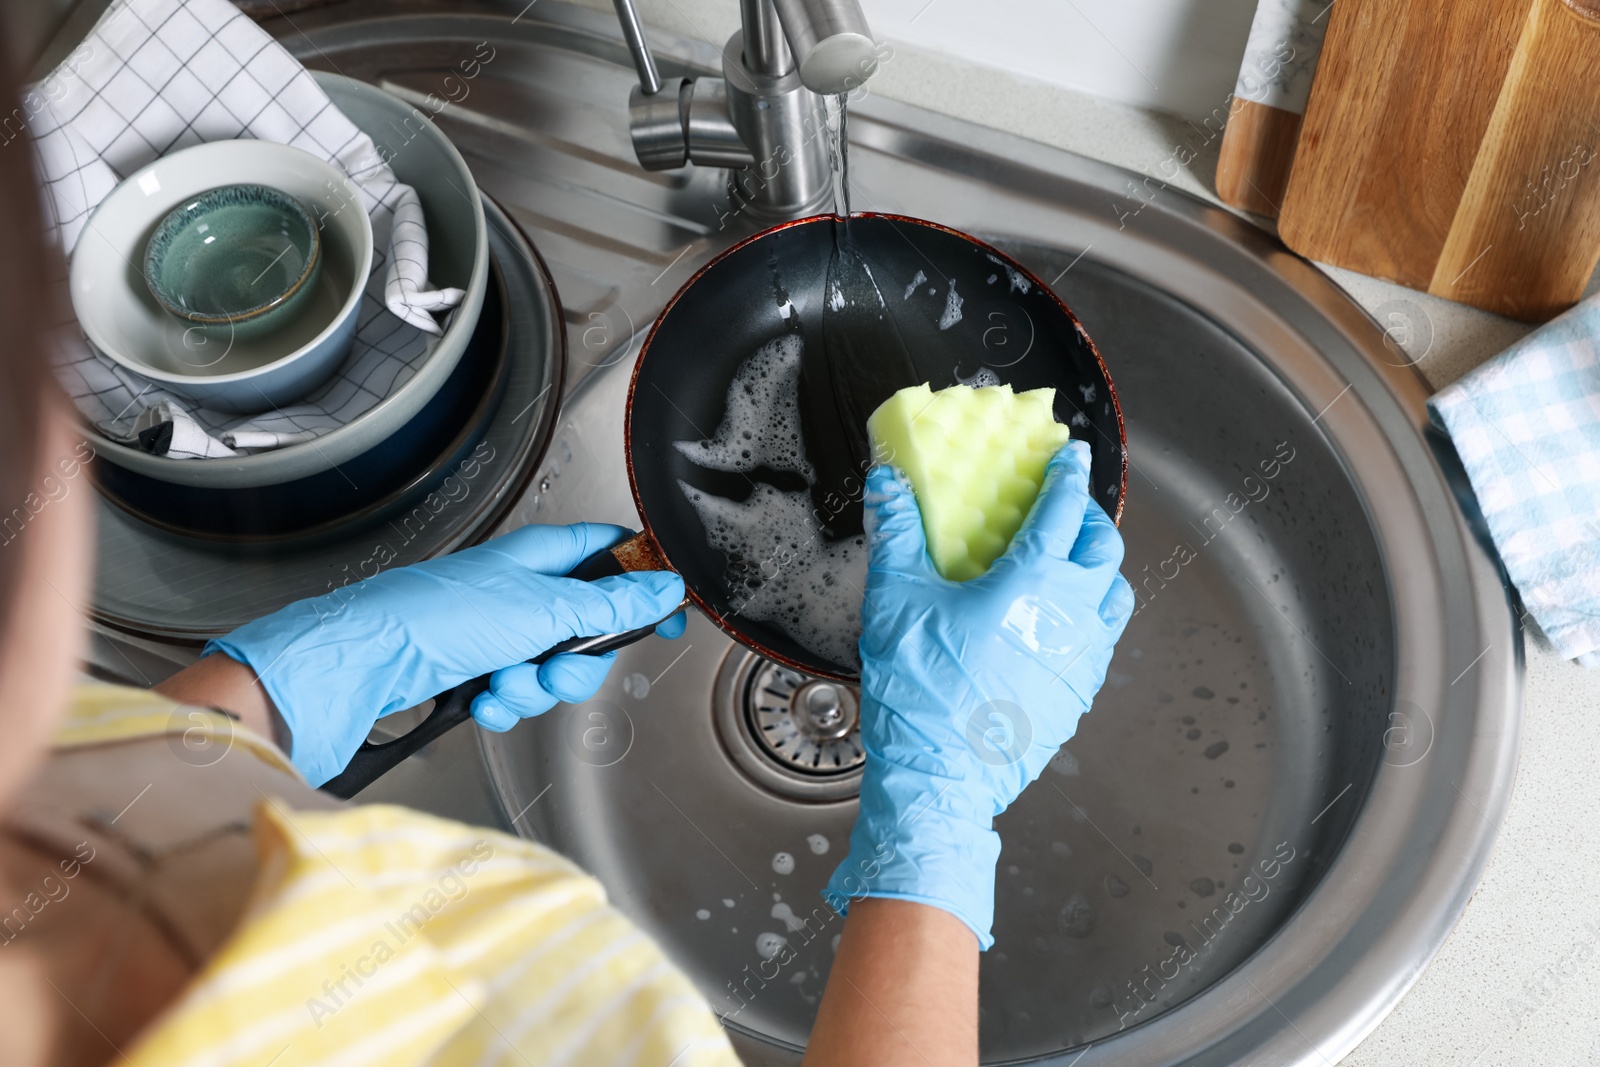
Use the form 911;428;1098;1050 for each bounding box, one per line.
824;383;1134;948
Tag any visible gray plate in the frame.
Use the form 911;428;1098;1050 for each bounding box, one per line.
90;198;559;640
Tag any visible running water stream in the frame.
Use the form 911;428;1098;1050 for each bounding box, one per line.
801;93;920;539
826;93;850;218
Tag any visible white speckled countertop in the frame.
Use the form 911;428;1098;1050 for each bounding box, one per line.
577;4;1600;1059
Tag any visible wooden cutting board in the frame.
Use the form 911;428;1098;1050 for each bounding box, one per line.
1215;0;1335;219
1278;0;1600;322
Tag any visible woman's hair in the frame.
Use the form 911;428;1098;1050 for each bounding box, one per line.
0;49;55;626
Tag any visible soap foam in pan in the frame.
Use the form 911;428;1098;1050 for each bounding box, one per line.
673;335;814;479
673;333;869;671
678;480;867;671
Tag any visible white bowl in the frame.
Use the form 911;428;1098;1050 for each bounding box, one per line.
87;73;489;489
71;140;373;414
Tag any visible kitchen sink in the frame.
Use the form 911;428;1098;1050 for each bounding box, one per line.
262;4;1519;1064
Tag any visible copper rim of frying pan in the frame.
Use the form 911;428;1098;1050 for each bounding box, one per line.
622;211;1128;683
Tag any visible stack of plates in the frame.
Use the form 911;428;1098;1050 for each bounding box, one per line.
88;75;499;526
88;77;566;639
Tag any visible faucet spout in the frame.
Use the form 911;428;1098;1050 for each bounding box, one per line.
769;0;878;96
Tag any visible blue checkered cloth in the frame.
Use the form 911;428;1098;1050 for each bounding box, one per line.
1429;298;1600;667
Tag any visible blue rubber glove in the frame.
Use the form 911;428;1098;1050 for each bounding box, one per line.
204;523;685;786
823;440;1134;948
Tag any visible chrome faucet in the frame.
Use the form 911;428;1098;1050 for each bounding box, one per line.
613;0;878;217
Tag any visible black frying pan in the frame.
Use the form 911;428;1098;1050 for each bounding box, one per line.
323;213;1125;797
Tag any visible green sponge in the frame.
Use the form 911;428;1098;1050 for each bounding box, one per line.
867;382;1072;581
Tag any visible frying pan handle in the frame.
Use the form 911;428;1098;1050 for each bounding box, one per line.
319;531;683;799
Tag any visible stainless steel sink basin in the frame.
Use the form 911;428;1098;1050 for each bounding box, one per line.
277;4;1520;1063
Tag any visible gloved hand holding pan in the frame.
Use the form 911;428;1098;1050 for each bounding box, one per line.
322;213;1126;798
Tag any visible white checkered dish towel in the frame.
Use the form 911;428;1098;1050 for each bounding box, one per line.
29;0;466;459
1429;296;1600;667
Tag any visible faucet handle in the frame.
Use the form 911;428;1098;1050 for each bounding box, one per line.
612;0;664;95
613;0;689;170
629;82;687;170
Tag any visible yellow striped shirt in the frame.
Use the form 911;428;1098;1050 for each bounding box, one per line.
39;684;740;1067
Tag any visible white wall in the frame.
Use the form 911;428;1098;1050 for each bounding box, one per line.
585;0;1262;121
870;0;1260;119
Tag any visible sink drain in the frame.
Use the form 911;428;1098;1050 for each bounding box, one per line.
713;649;864;802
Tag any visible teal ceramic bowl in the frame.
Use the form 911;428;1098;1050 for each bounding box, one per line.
143;183;322;341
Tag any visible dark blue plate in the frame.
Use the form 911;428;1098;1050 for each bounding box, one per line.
94;264;510;544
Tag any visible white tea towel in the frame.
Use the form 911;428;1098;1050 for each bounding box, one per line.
30;0;466;459
1429;297;1600;667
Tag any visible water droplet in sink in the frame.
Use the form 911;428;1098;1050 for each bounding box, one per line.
1048;749;1080;776
1189;877;1216;898
1193;686;1215;699
772;852;795;875
1050;841;1073;858
756;932;788;959
1227;842;1245;854
807;834;830;855
1187;728;1202;740
696;908;711;920
1163;930;1188;948
723;898;736;908
1058;893;1096;938
831;933;842;953
1204;740;1230;759
622;672;650;699
1131;854;1153;877
1104;874;1129;898
772;902;807;932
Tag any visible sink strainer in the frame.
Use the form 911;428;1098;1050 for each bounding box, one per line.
712;649;864;802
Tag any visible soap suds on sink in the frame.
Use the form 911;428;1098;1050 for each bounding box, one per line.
756;932;788;960
771;902;808;933
903;270;926;300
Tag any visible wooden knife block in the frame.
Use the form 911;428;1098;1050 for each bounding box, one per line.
1279;0;1600;322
